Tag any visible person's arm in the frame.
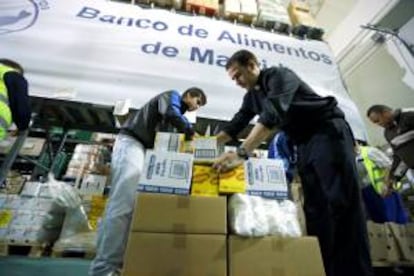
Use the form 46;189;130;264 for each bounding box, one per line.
220;94;256;143
240;122;273;153
5;72;31;131
216;131;232;144
159;91;194;138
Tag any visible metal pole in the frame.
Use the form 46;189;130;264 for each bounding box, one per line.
48;129;69;175
0;130;29;186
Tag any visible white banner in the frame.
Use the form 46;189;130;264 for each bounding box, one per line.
0;0;367;140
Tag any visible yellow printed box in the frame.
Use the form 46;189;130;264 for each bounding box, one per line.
191;165;219;196
219;165;246;194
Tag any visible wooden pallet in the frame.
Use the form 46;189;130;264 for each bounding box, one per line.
51;248;96;259
0;241;47;257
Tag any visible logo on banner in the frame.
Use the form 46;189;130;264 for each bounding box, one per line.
0;0;48;35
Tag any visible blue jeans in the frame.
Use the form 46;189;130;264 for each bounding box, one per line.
89;134;145;275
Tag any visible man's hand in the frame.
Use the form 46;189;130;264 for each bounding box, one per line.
212;151;244;173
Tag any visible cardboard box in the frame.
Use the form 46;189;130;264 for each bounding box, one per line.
245;158;288;199
139;150;194;195
191;165;219;196
229;235;325;276
131;193;227;234
367;221;400;262
388;223;414;261
219;165;246;194
123;232;226;276
154;132;185;153
193;136;224;164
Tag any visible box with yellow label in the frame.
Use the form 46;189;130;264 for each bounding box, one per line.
219;165;246;194
191;165;219;196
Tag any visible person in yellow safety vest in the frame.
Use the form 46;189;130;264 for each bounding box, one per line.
0;59;31;140
357;145;408;224
359;145;401;196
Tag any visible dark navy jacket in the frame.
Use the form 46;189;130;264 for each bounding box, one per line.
223;66;344;142
4;71;31;131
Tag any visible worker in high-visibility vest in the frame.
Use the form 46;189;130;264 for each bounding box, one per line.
0;59;31;140
357;145;408;224
359;145;391;195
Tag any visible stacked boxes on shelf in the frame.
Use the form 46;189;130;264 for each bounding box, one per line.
255;0;291;33
288;0;324;39
223;0;257;24
64;144;111;196
185;0;219;16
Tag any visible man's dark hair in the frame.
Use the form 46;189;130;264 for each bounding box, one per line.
183;87;207;106
0;59;24;74
225;49;259;70
366;105;392;117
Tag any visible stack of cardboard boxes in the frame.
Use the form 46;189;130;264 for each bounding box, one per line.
123;193;227;275
121;132;326;275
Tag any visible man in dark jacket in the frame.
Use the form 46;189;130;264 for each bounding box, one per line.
0;59;31;140
213;49;372;276
367;105;414;191
90;88;206;276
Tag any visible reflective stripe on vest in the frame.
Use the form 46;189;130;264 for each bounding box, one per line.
0;64;15;139
360;146;386;195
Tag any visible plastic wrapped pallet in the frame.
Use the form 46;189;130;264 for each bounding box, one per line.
228;193;301;237
0;186;66;243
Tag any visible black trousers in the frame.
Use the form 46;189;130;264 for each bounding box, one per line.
296;118;373;276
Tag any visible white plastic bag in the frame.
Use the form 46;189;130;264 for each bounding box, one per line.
229;193;302;237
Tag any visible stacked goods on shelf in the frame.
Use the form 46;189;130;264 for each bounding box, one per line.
0;171;26;195
64;144;111;196
136;0;184;9
0;137;46;157
185;0;219;16
255;0;291;33
123;193;227;275
288;0;324;40
223;0;257;24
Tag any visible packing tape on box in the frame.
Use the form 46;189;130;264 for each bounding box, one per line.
176;196;190;208
272;267;285;276
271;239;286;251
173;235;187;249
172;223;187;233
